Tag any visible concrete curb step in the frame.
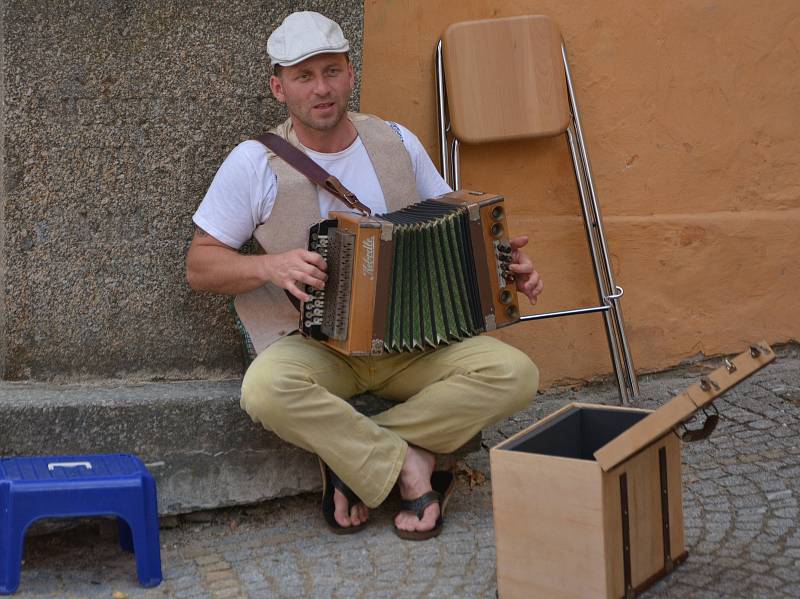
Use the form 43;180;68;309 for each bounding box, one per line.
0;380;480;517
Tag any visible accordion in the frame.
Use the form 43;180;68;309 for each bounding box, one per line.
301;190;521;355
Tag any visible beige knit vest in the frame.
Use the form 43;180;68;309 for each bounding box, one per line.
233;112;421;354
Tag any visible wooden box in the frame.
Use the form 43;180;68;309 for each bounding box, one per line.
490;343;775;599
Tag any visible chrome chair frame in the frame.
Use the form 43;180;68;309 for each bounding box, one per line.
435;39;639;404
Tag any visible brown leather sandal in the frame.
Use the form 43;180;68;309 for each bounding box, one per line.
393;470;455;541
319;458;368;535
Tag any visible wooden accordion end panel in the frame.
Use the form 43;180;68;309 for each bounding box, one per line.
300;190;520;355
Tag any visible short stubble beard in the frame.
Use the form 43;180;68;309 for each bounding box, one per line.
288;93;350;133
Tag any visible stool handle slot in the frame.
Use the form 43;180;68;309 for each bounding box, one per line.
47;461;93;471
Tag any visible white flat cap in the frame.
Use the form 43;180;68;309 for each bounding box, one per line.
267;11;350;67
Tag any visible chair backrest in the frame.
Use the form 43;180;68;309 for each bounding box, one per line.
442;15;570;144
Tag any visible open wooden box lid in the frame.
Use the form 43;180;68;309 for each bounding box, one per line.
594;342;776;472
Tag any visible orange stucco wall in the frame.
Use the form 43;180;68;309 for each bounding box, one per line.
361;0;800;387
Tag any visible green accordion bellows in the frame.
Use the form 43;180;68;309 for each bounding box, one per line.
301;190;520;356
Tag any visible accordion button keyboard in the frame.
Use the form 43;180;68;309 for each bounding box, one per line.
304;231;329;333
321;228;355;341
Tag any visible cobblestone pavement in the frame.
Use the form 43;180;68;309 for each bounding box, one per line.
13;345;800;598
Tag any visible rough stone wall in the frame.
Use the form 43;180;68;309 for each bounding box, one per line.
362;0;800;387
0;7;6;380
1;1;363;380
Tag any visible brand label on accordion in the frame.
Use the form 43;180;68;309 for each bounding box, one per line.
361;236;375;279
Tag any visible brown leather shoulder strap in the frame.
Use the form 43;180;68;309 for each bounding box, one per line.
254;132;372;215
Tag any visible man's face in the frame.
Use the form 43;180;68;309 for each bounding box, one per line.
270;53;355;133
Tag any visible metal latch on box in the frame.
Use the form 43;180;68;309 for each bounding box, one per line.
676;403;719;443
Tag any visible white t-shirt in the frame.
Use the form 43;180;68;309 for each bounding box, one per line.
193;122;452;249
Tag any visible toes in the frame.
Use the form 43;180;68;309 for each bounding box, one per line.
395;503;440;532
332;488;352;528
333;488;370;528
394;511;414;531
349;502;369;526
418;503;440;531
356;503;369;523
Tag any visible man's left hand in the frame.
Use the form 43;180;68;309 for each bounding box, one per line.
508;235;544;305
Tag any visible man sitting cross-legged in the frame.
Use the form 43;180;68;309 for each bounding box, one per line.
186;11;544;539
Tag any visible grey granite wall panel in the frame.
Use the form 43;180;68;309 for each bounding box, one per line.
1;5;6;378
2;1;364;380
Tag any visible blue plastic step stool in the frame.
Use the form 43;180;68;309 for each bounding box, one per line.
0;453;162;594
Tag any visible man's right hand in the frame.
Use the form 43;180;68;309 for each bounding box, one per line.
264;249;328;302
186;227;327;299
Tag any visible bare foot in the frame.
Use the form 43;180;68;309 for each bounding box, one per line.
394;445;439;533
333;488;369;528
